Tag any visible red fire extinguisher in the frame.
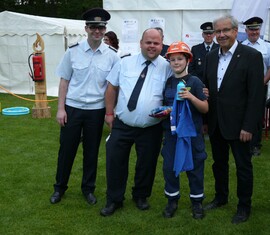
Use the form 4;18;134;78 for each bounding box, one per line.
28;53;45;82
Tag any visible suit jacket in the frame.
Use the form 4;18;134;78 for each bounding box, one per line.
205;43;264;139
188;42;219;83
160;44;169;57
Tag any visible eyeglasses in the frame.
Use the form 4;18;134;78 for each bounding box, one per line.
214;28;234;35
87;25;106;31
203;32;214;35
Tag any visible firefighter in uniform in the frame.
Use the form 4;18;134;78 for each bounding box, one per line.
188;22;219;83
50;8;120;205
242;16;270;156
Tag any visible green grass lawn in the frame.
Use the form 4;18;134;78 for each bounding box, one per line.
1;93;270;235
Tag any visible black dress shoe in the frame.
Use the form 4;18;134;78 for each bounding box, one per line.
50;191;63;204
251;146;261;156
231;209;250;224
192;203;204;219
85;193;97;205
100;202;123;216
163;200;178;218
133;198;150;210
203;198;227;210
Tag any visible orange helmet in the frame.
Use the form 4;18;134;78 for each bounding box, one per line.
165;41;193;62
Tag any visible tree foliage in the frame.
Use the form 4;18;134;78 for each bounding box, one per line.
0;0;103;19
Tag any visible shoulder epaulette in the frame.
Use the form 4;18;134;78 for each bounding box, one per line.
120;53;131;59
69;43;79;48
109;46;117;53
264;39;270;43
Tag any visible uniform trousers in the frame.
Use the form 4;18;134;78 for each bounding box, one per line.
161;129;205;203
105;117;163;204
53;105;105;196
209;126;253;212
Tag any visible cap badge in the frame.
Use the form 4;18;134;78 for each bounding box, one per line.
94;16;102;21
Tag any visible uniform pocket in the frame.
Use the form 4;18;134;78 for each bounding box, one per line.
191;134;207;160
72;62;89;81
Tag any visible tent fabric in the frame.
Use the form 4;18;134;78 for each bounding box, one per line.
104;0;270;54
1;1;270;96
0;11;87;97
0;11;86;36
103;0;233;10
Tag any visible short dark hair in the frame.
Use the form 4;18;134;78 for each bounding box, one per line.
154;27;164;37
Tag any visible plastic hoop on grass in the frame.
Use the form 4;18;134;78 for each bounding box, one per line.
2;107;30;116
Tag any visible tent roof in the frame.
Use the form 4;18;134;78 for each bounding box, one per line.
0;11;86;36
103;0;233;10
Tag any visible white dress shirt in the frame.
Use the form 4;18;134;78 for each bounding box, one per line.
217;40;238;90
56;40;120;109
106;53;172;127
242;37;270;75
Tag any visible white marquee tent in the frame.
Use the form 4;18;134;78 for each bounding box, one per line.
0;11;86;97
0;0;270;96
103;0;270;55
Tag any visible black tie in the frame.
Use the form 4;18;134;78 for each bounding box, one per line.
127;60;151;111
206;45;210;53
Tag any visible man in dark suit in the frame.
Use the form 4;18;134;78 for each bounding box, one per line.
203;15;264;224
188;22;219;83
